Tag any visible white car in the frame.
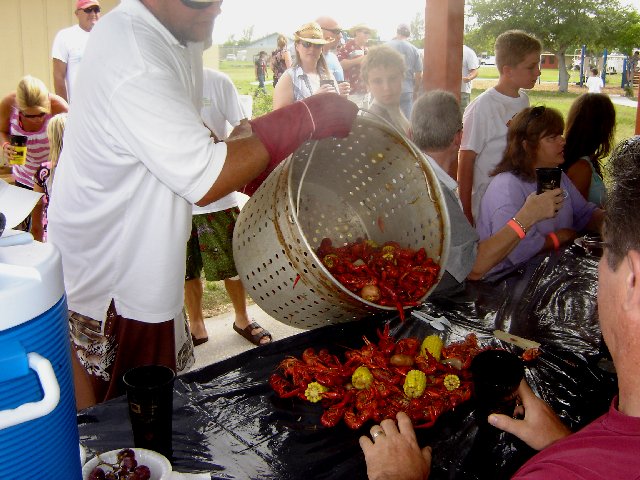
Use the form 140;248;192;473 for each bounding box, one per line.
225;53;237;61
480;55;496;66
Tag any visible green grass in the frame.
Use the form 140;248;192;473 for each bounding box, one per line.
478;65;625;87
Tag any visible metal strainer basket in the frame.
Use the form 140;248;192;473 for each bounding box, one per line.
232;116;451;329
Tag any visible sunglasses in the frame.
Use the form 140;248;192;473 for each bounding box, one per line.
20;111;46;119
322;28;342;35
523;105;545;130
82;6;100;14
299;41;322;49
179;0;216;9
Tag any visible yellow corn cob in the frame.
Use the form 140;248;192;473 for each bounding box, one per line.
443;374;460;391
420;335;444;361
403;370;427;398
305;382;329;403
352;366;374;390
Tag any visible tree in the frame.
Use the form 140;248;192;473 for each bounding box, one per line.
410;12;425;44
468;0;635;92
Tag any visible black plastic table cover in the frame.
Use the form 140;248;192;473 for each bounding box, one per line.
78;245;618;480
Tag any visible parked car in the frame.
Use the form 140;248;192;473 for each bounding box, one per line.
225;53;237;61
480;55;496;66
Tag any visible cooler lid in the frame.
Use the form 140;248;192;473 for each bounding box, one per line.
0;241;65;330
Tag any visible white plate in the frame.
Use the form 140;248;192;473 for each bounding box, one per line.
82;448;172;480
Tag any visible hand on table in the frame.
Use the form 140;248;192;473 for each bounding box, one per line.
488;380;571;451
359;412;431;480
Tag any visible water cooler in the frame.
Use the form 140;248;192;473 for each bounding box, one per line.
0;239;81;478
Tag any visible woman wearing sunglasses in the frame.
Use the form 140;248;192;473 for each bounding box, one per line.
475;106;604;278
273;22;348;110
0;75;68;192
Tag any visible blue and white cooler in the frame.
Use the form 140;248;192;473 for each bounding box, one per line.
0;239;81;478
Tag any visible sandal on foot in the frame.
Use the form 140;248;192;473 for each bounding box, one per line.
191;334;209;347
233;321;272;346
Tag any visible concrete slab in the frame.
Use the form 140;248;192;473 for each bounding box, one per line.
609;94;638;108
186;303;306;372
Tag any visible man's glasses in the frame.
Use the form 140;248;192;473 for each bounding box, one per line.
82;6;100;14
300;41;322;49
20;111;46;119
180;0;216;9
322;28;342;35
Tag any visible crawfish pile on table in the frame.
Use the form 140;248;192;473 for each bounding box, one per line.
269;325;486;429
316;238;440;320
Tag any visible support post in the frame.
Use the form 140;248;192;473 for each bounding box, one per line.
423;0;465;99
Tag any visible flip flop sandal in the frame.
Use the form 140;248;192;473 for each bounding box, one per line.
191;334;209;347
233;321;272;346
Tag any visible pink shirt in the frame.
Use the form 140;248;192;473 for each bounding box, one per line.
10;107;51;188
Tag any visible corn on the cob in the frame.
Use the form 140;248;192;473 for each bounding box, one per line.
305;382;329;402
403;369;427;398
443;374;460;391
420;335;444;361
352;366;374;390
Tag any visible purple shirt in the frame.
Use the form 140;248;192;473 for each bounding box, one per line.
476;171;597;276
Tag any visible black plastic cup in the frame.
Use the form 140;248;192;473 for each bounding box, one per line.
9;134;27;165
470;349;524;418
122;365;175;459
535;167;562;194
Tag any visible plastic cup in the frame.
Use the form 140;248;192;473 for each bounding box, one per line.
535;167;562;194
470;349;524;417
122;365;175;459
9;135;27;166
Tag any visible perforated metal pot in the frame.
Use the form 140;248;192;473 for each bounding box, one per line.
232;117;450;329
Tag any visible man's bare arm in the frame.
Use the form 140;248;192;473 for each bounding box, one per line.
52;59;69;103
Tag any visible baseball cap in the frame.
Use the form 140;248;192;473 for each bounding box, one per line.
76;0;100;9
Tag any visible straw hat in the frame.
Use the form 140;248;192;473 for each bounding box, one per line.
349;23;373;35
294;22;330;45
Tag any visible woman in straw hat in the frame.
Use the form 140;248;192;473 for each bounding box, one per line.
273;22;348;109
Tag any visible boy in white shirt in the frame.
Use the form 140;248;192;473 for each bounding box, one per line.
458;30;542;224
586;68;604;93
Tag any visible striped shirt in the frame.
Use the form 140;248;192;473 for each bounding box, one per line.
10;107;51;188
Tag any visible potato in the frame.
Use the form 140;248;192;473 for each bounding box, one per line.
390;354;414;367
360;284;381;302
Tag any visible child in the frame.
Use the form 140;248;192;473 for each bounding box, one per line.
31;113;67;242
458;30;542;224
586;68;603;93
360;46;410;135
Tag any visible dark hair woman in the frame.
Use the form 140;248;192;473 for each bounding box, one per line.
475;106;604;277
562;93;616;207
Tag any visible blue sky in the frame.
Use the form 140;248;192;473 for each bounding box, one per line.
212;0;640;44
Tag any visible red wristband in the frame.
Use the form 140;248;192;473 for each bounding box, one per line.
506;219;526;239
548;232;560;250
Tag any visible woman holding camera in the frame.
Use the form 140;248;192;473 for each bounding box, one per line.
475;106;603;278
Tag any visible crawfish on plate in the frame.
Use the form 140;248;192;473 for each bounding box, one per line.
316;238;440;320
269;325;486;430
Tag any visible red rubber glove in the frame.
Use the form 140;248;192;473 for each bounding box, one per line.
243;94;358;196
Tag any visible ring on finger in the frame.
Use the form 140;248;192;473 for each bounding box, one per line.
371;428;386;440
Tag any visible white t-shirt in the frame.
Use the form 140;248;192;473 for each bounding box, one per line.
192;68;248;215
586;75;603;93
460;87;529;219
48;0;225;323
51;24;91;102
461;45;480;94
